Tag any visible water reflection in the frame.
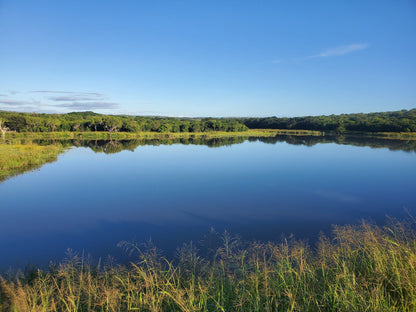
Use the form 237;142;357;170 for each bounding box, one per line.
32;134;416;154
0;134;415;268
253;135;416;153
2;134;414;182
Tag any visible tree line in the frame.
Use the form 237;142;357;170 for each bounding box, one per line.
0;109;415;134
239;109;416;133
0;111;248;133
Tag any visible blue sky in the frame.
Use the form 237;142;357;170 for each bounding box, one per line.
0;0;415;117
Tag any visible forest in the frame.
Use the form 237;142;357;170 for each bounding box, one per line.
0;111;248;133
0;109;415;134
240;109;416;133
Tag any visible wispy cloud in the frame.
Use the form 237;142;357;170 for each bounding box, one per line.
0;105;60;113
118;109;166;116
310;43;369;58
0;99;30;106
275;43;370;63
31;90;104;97
51;101;119;110
48;95;105;101
1;90;120;113
0;98;48;113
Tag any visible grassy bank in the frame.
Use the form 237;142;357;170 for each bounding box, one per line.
1;220;415;311
5;129;416;141
0;143;66;181
4;129;321;140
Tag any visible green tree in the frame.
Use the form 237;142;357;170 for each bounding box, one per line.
46;117;61;132
157;124;170;133
102;116;123;134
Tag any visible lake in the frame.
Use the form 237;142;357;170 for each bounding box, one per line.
1;135;415;269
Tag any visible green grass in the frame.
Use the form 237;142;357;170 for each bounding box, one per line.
5;129;416;141
5;129;323;140
0;143;66;182
1;219;415;311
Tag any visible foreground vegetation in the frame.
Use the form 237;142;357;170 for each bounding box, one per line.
1;219;415;311
0;143;65;182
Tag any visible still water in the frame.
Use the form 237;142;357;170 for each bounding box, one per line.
1;136;415;268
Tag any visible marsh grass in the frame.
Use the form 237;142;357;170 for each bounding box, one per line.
0;143;65;181
1;219;415;311
6;129;416;141
6;129;322;140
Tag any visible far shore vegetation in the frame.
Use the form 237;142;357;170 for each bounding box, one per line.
0;109;415;138
0;218;415;311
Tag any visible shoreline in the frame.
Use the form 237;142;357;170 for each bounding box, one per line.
4;129;416;140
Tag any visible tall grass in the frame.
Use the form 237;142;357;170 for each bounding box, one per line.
1;219;415;311
6;129;323;140
0;143;65;181
6;129;416;141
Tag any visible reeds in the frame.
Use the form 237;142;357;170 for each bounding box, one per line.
0;143;65;181
6;129;322;141
6;130;416;141
1;219;415;311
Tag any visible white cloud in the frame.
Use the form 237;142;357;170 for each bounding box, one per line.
0;90;120;113
48;95;105;101
273;43;369;64
31;90;104;97
52;101;119;110
0;99;28;106
312;43;369;58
